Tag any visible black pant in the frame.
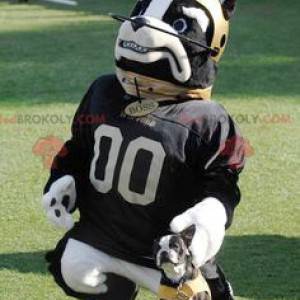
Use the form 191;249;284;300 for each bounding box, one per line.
202;258;234;300
83;274;138;300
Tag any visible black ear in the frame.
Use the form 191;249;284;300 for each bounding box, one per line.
180;224;196;248
221;0;237;20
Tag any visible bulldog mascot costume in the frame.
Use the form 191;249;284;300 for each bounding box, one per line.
42;0;245;299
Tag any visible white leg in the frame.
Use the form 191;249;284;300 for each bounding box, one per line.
60;239;162;295
61;239;111;294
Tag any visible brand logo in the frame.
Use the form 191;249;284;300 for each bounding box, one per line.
125;100;159;117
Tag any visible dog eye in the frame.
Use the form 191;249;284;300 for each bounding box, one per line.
173;243;180;250
173;18;188;33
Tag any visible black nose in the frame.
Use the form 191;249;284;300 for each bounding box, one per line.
131;17;149;32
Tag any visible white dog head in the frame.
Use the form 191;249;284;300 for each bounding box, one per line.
115;0;237;94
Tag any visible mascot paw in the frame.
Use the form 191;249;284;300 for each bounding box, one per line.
42;175;76;230
170;198;227;268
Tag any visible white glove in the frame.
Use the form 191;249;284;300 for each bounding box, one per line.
170;197;227;268
42;175;76;230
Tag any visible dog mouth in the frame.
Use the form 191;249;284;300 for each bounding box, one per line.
159;255;186;268
118;39;182;73
119;40;149;54
161;261;182;268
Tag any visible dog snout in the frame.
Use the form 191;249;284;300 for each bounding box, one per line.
159;251;171;265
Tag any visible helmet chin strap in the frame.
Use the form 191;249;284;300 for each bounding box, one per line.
110;14;220;57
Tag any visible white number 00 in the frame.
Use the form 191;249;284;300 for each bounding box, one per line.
89;124;166;205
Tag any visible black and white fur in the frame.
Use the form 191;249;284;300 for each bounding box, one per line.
115;0;236;89
154;225;197;283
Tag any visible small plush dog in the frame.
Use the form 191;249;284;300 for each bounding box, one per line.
154;225;196;282
154;225;211;300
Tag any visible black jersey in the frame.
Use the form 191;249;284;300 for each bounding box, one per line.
45;75;245;268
